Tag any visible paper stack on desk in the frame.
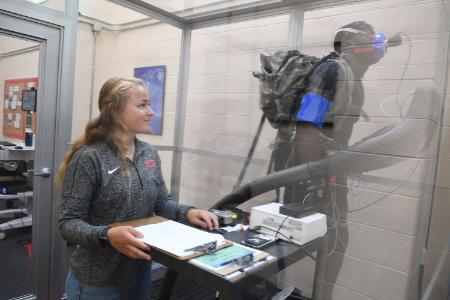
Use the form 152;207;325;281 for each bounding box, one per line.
135;220;230;260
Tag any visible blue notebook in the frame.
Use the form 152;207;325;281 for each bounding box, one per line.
190;242;270;276
193;244;253;268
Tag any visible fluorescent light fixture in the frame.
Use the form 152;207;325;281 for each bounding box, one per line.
26;0;47;3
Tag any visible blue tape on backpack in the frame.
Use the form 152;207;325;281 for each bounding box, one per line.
296;92;331;128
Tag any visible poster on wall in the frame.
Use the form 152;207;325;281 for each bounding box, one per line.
134;65;166;135
3;77;37;140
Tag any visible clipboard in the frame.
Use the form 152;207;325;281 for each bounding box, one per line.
134;219;232;260
190;242;272;276
110;215;168;228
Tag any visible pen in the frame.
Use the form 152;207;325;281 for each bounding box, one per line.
219;252;253;268
184;241;217;254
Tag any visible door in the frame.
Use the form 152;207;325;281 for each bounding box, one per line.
0;1;78;299
0;33;39;299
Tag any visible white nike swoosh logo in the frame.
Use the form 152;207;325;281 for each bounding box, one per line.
107;167;120;175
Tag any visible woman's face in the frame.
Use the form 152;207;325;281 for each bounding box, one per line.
119;84;154;135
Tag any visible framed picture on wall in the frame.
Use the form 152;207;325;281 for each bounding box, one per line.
134;65;166;135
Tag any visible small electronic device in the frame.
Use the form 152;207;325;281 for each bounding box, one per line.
242;234;275;249
209;209;235;225
249;202;327;245
279;203;316;218
21;88;37;112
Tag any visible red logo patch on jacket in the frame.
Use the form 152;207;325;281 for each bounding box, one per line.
145;160;156;168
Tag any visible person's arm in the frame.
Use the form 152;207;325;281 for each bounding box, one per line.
58;150;107;248
59;150;151;260
297;60;340;128
295;60;342;164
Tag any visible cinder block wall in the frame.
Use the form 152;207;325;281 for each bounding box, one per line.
0;0;447;299
182;15;290;209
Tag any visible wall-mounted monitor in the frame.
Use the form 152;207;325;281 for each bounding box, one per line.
21;88;36;112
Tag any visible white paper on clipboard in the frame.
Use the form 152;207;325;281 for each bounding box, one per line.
135;220;226;258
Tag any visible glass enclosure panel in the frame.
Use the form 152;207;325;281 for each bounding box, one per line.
66;0;449;299
140;0;283;19
79;0;149;25
180;14;290;208
73;1;181;180
179;0;449;299
0;34;37;299
25;0;65;13
423;3;450;297
283;0;447;299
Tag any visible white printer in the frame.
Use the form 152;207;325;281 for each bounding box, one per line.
249;202;327;245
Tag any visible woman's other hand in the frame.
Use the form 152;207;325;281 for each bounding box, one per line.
187;209;219;230
107;226;151;260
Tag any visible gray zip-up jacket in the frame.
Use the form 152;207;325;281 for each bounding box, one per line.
59;138;192;286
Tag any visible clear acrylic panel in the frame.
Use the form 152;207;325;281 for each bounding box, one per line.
24;0;65;13
73;0;181;177
295;0;448;299
68;0;449;299
178;0;449;299
78;0;149;25
140;0;284;19
181;14;290;208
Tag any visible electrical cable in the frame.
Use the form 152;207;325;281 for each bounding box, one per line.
379;32;412;120
315;33;413;231
326;191;339;257
275;215;289;241
295;33;414;229
302;192;314;204
349;173;365;197
343;31;417;212
327;184;347;256
257;202;316;260
346;156;420;213
255;224;316;261
332;191;347;252
394;32;412;120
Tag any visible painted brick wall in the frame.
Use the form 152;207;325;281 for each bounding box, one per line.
1;0;447;299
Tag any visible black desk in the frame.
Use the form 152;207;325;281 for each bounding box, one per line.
153;228;320;300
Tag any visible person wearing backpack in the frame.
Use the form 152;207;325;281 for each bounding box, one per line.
279;21;383;196
278;21;389;298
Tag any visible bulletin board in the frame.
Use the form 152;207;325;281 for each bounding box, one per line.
3;77;37;139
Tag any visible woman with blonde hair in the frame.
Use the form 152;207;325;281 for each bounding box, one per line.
59;77;218;299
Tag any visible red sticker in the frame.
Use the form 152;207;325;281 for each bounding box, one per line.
145;160;156;168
